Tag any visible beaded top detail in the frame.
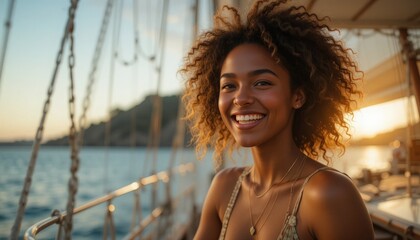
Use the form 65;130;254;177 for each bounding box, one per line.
218;168;251;240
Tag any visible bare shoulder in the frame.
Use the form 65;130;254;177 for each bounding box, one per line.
302;169;365;212
300;168;374;239
209;167;246;204
212;167;247;186
194;167;248;240
209;167;248;208
304;169;357;200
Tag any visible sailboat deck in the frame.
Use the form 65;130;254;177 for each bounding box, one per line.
368;195;420;240
357;172;420;239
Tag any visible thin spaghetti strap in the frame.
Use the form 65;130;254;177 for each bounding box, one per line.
290;167;331;215
218;167;251;240
279;167;347;240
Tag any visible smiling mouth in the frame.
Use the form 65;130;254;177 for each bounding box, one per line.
234;114;264;124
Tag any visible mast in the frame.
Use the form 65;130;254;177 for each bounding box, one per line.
399;29;420;115
399;28;420;197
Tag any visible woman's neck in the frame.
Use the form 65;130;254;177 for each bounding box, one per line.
251;141;302;188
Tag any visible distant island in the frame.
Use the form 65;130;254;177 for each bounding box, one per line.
0;94;191;148
0;140;34;146
0;94;416;147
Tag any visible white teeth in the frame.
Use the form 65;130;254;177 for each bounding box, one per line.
235;114;263;122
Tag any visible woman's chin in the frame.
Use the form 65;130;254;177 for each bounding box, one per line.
235;139;257;148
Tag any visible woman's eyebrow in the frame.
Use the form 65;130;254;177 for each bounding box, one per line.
220;72;235;79
248;69;278;77
220;69;277;79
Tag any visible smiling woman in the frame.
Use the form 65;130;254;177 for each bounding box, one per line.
218;43;303;148
181;0;374;239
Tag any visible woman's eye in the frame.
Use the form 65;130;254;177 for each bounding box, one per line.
221;83;235;90
255;80;271;87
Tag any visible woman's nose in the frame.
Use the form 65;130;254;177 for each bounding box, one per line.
233;87;254;106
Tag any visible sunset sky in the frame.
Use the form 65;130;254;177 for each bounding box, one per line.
0;0;414;142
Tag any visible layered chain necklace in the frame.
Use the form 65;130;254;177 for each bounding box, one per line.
248;155;300;237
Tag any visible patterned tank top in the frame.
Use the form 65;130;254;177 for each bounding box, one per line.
218;166;331;240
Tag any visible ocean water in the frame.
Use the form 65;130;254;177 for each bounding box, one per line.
0;146;214;239
0;145;392;239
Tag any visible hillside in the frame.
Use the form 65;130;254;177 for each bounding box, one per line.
44;94;191;147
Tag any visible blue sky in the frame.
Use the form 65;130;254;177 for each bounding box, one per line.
0;0;212;141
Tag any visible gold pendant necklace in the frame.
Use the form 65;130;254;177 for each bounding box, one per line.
248;154;302;237
250;226;256;236
278;155;307;239
249;182;281;236
248;177;274;236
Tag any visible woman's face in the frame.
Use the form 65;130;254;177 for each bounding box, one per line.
218;43;303;147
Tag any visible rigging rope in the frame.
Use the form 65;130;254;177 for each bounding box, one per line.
114;0;139;66
64;1;80;239
0;0;16;97
103;0;121;196
52;209;65;239
137;0;161;61
165;0;198;233
100;1;121;237
10;2;76;238
78;0;114;146
148;0;169;213
103;201;116;240
126;1;142;234
130;189;143;238
140;0;166;180
76;3;115;236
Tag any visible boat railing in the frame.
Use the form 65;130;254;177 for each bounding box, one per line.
367;202;420;240
24;162;197;240
123;184;197;240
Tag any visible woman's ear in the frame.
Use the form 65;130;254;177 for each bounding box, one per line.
293;88;306;109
